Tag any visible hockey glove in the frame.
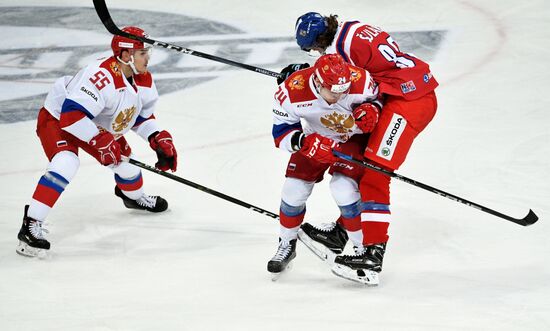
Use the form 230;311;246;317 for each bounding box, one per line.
299;133;337;164
277;63;310;85
149;130;178;172
89;131;122;166
353;103;380;133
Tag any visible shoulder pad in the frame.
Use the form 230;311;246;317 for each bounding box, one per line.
284;67;316;103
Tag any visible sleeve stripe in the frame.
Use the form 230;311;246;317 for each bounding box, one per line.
272;122;302;140
59;111;86;129
273;123;302;147
133;114;155;127
336;21;358;63
61;99;95;119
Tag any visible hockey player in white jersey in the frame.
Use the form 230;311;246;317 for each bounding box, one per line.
267;54;381;281
16;26;178;258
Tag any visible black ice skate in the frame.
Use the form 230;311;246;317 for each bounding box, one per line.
298;222;348;262
267;239;297;280
331;243;386;286
115;186;168;213
16;205;50;258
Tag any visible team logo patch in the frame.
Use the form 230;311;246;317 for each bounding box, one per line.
349;67;362;82
112;106;136;132
400;80;416;94
289;74;305;90
80;86;98;101
376;113;407;160
110;61;121;76
320;112;355;134
423;72;433;83
273;108;288;117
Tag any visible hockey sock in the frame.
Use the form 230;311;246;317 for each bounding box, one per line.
29;171;69;221
279;200;305;242
361;202;391;245
114;172;143;200
338;201;363;247
28;151;78;221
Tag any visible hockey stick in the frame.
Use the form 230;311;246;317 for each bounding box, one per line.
92;0;281;78
123;157;279;219
332;151;539;227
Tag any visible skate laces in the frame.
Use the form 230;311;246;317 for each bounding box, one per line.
272;241;292;262
29;220;49;240
136;195;158;209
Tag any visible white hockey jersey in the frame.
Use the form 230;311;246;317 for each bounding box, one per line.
272;65;380;152
43;56;160;143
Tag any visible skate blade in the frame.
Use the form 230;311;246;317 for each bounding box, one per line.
331;264;379;286
298;229;337;265
16;241;49;259
270;261;293;282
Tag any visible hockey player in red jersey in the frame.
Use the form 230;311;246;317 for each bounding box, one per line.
16;27;178;258
280;13;438;284
267;53;382;278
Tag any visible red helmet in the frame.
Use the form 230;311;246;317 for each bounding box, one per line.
111;26;151;57
313;54;351;93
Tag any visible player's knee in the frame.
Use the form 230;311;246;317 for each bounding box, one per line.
330;173;360;206
47;150;79;182
281;177;314;206
112;161;141;180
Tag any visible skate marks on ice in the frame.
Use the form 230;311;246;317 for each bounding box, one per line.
0;6;446;123
269;260;294;282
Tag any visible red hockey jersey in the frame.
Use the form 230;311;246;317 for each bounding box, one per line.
326;21;438;100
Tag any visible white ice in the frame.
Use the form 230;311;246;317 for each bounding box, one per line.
0;0;549;330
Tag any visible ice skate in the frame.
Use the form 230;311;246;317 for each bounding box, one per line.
331;243;386;286
267;239;297;280
16;205;50;258
115;186;168;212
298;222;348;262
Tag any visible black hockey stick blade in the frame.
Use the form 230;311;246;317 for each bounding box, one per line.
123;157;280;220
519;209;539;226
332;150;539;227
92;0;282;78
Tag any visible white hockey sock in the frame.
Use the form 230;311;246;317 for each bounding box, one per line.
280;225;300;243
346;229;364;248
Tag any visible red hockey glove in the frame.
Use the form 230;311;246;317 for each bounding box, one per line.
299;133;337;164
353;103;380;133
149;130;178;172
89;131;121;166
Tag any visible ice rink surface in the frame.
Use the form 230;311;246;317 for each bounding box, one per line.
1;0;549;330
